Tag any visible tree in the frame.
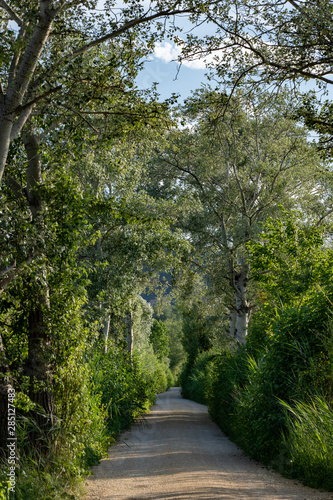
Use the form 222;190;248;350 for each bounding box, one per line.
180;0;333;88
148;88;324;344
0;104;192;454
0;0;199;453
179;0;333;151
0;0;220;186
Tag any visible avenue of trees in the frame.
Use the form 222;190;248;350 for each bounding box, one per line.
0;0;333;497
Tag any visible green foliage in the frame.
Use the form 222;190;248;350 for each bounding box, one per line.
181;351;217;405
154;303;187;381
3;336;172;500
181;300;216;365
137;345;174;396
184;315;333;472
91;344;156;437
207;348;249;438
181;212;333;489
248;212;327;303
280;397;333;490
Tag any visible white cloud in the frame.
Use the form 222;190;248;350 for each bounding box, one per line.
154;42;181;63
154;41;211;70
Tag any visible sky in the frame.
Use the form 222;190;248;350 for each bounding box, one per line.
96;1;333;105
136;41;212;102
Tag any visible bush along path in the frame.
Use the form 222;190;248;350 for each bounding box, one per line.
83;388;333;500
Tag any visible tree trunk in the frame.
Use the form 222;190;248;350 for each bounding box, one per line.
234;266;250;345
125;311;133;360
228;308;237;338
23;299;54;451
0;112;15;182
102;316;110;354
20;131;54;453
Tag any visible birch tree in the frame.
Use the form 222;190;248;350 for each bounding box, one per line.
149;88;324;345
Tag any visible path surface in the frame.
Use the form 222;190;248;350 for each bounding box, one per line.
84;387;333;500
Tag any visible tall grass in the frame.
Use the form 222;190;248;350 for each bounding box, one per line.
280;397;333;490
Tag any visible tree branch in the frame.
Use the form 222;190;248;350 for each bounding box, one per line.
14;85;62;115
5;175;25;200
10;107;34;141
67;6;193;60
31;3;196;89
0;253;36;295
0;261;16;278
61;104;100;134
0;0;23;26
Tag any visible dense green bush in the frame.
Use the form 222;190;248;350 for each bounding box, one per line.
181;351;218;405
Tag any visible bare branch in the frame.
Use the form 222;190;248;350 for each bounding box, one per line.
61;104;100;134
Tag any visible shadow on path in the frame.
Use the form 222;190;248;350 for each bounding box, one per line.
84;388;333;500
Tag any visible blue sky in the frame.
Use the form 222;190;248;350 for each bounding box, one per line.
136;41;213;103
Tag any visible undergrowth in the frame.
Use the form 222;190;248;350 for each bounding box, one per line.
0;341;172;500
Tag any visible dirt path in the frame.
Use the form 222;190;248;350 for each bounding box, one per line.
83;387;333;500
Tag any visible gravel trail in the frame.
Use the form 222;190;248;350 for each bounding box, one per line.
83;387;333;500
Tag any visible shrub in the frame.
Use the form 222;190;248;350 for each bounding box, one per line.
181;351;219;405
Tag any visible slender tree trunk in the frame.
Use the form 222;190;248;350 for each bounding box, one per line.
234;267;250;345
229;308;237;339
23;297;54;448
125;310;133;360
102;316;110;354
0;112;15;182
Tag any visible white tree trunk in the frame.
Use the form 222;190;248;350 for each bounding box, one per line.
0;2;57;183
102;316;110;354
229;308;237;338
0;115;14;181
235;308;249;346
